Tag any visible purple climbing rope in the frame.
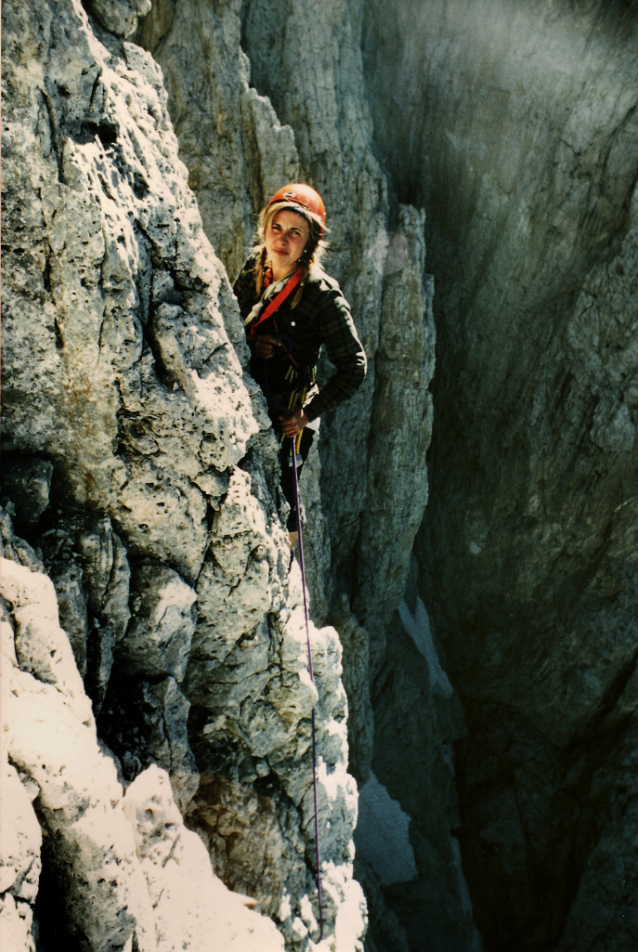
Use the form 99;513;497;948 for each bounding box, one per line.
291;435;324;941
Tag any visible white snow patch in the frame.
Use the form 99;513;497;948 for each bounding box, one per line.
451;837;473;915
399;596;453;697
451;837;484;951
354;773;417;885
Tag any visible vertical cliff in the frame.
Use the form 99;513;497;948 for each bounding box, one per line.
1;0;383;948
134;1;456;948
363;1;638;949
3;0;636;950
2;0;442;948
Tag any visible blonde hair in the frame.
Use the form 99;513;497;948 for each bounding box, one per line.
252;200;329;306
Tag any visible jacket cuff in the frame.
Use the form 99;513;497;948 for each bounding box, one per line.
303;399;322;424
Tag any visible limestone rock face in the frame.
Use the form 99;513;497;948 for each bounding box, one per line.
140;0;436;633
2;0;257;583
2;0;372;948
136;2;447;947
0;760;42;952
362;1;638;949
136;0;299;280
122;764;287;952
87;0;152;38
1;555;155;952
9;0;634;949
0;550;289;950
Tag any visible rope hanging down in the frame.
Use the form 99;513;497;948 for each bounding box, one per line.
291;434;324;941
252;297;324;938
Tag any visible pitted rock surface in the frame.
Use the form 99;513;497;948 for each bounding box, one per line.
3;0;636;949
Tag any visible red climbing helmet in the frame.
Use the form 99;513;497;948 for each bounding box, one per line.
267;183;326;235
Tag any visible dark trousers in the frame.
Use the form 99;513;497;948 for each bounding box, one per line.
278;428;314;531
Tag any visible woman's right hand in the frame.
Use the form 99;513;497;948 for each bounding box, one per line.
248;334;282;359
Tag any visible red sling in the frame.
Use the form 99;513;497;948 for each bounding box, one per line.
247;267;304;335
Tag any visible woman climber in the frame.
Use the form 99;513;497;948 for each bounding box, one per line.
234;183;367;548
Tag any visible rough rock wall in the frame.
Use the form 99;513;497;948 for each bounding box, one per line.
11;0;633;949
134;3;461;950
362;1;638;950
1;0;399;947
0;526;285;952
2;0;461;948
137;0;436;642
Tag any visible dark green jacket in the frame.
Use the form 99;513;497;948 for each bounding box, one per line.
234;256;367;422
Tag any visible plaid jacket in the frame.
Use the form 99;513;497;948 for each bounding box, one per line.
234;255;367;423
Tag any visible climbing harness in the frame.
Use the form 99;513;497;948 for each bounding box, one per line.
291;432;324;941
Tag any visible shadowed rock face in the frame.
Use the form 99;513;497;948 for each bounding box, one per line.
363;0;638;948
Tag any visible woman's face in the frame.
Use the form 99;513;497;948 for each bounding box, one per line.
266;209;311;278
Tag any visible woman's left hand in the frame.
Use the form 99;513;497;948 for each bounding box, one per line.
280;408;310;438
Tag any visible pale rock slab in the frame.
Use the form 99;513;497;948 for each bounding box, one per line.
0;760;42;903
0;756;42;952
0;509;45;576
99;675;200;814
3;0;257;584
1;557;92;724
1;558;155;952
1;0;402;947
0;893;37;952
122;764;286;952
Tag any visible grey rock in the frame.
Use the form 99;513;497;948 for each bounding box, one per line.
358;600;470;952
137;0;299;281
145;0;437;631
39;513;131;708
326;596;374;784
121;562;196;682
1;0;455;947
122;764;286;952
0;757;42;952
144;16;444;945
100;675;199;814
4;2;368;942
1;558;156;952
2;558;91;720
352;205;435;675
362;0;638;947
2;0;256;585
87;0;152;39
23;0;638;948
186;773;289;919
0;507;45;575
1;457;54;531
1;555;289;951
44;554;89;678
0;760;42;902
